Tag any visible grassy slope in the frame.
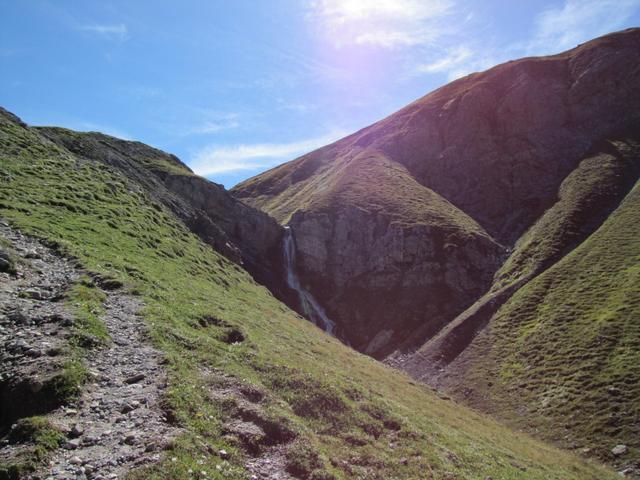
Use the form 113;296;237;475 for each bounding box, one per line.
304;150;495;238
0;115;617;479
35;126;195;177
493;143;638;292
231;140;492;238
447;177;640;462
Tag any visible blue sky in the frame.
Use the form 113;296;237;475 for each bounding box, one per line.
1;1;639;188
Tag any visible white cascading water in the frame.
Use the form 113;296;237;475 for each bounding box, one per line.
283;226;336;334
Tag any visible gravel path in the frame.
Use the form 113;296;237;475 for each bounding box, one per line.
38;292;181;480
0;223;181;479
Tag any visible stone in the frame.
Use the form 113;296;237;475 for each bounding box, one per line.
70;424;84;438
120;401;139;413
124;373;145;384
69;456;82;465
0;257;11;271
11;339;30;352
61;317;75;327
46;346;63;356
611;444;628;456
0;251;13;273
83;434;100;445
123;432;137;445
66;438;82;450
8;310;29;325
23;288;47;300
145;442;159;452
26;348;42;358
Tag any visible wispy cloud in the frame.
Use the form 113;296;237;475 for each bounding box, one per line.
179;110;242;137
413;0;640;81
74;122;132;140
413;43;501;81
80;23;129;42
185;118;240;136
308;0;455;48
276;99;317;113
190;130;347;176
416;46;472;79
528;0;640;54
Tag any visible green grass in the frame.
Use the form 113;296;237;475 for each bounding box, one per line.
0;111;619;479
0;417;65;480
454;178;640;463
35;126;194;177
235;147;493;243
9;417;65;458
67;276;110;347
494;148;636;291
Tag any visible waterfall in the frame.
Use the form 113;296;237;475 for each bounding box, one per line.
283;226;336;334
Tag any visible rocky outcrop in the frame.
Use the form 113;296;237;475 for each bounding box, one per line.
0;224;80;427
235;28;640;358
286;155;504;356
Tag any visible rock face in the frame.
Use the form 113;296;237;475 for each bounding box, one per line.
284;152;503;355
234;29;640;358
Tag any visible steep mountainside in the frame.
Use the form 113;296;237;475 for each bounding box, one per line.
34;126;286;297
232;28;640;469
0;108;618;479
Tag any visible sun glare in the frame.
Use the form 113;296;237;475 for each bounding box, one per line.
311;0;453;48
322;0;421;22
316;0;451;22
